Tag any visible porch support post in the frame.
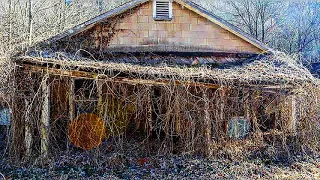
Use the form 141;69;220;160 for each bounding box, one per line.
97;80;104;117
67;78;75;151
280;94;297;134
251;90;263;141
290;95;297;134
146;86;153;133
40;77;50;156
24;99;32;157
203;89;212;156
69;78;75;122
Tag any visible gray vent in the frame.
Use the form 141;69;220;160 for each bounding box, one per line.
156;1;170;19
153;0;172;20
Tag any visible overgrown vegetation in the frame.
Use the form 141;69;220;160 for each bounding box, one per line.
0;0;319;178
1;51;319;160
0;52;320;179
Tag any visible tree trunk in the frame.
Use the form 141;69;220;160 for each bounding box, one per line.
59;0;66;32
27;0;32;46
96;0;103;14
8;0;13;49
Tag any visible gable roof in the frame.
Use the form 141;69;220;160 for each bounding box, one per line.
45;0;274;53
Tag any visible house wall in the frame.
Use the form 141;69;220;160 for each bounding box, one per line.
103;1;262;53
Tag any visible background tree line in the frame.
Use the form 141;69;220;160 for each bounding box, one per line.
0;0;319;71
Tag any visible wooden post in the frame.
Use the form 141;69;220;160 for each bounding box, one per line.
244;89;250;121
67;78;75;151
278;94;297;134
146;86;153;133
174;92;181;135
288;95;297;134
69;78;75;122
97;80;104;117
203;89;212;156
41;77;50;156
251;90;263;141
219;88;226;140
291;96;297;134
24;99;32;157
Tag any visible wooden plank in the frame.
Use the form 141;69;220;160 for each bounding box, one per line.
103;45;255;54
146;86;153;133
97;80;104;117
203;89;212;156
24;99;32;157
285;95;297;134
67;78;75;152
69;78;75;122
40;77;50;156
23;65;220;89
174;89;181;134
291;96;297;134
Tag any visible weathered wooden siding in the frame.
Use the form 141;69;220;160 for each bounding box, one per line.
60;1;263;54
103;1;262;53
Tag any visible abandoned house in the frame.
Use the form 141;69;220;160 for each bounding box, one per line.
3;0;317;158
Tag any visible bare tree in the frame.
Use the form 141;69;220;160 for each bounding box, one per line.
27;0;32;46
273;1;320;62
226;0;280;43
96;0;103;14
58;0;66;32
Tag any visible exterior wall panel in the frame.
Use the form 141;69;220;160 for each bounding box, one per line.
104;1;262;53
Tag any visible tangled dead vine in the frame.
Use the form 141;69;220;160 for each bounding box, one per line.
0;51;319;164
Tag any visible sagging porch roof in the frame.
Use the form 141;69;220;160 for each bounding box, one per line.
16;52;315;88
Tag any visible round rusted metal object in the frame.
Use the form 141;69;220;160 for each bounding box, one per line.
68;113;106;150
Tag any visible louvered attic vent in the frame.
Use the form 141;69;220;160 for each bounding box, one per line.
153;0;173;20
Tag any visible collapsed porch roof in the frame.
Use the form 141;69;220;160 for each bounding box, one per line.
16;52;315;88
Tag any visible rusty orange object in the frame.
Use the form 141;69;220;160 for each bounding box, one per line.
68;113;106;150
139;158;148;166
